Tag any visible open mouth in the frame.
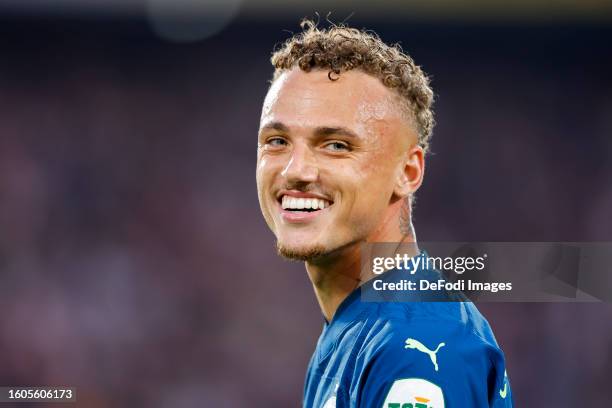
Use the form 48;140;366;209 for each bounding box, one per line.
279;195;332;212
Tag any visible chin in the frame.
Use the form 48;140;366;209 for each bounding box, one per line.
276;241;329;261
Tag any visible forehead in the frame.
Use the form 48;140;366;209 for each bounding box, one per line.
261;68;404;130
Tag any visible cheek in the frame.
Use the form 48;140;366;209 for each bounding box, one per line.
256;157;274;207
256;155;277;187
343;156;397;216
358;149;398;189
256;157;279;232
256;156;267;181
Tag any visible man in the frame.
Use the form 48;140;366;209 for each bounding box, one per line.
256;20;513;407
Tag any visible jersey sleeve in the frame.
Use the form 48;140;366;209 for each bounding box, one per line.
351;318;513;408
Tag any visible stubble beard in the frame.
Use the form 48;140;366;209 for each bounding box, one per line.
276;241;329;262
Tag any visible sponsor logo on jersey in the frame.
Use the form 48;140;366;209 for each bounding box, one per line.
322;383;339;408
322;395;336;408
383;378;445;408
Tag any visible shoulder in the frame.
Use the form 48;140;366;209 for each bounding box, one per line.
347;301;510;407
360;300;500;356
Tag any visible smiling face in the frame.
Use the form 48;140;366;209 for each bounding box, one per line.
256;68;421;261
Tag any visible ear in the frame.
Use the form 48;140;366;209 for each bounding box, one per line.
393;145;425;198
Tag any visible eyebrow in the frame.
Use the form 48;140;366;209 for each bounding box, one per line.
259;121;360;139
259;121;289;134
314;126;359;139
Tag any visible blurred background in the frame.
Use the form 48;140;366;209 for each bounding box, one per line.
0;0;611;406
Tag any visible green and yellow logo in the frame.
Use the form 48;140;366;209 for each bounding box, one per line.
383;378;445;408
388;396;433;408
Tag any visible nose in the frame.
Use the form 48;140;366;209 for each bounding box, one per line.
281;143;319;184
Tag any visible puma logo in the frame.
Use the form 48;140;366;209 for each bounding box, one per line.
404;338;446;371
499;370;508;399
499;382;508;399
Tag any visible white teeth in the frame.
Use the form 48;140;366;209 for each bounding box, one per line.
281;195;331;210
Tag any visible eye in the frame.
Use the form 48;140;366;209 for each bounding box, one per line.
323;141;350;152
265;137;288;148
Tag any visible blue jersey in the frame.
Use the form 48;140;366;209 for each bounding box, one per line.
303;265;513;408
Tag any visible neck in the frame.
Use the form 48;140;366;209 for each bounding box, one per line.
305;203;416;322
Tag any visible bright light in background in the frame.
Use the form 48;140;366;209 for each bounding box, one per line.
146;0;242;43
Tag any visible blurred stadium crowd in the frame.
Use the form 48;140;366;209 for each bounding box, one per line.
0;13;611;407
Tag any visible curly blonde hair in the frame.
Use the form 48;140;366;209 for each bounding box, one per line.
271;20;435;152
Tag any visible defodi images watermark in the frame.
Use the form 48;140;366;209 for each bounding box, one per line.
360;242;612;302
